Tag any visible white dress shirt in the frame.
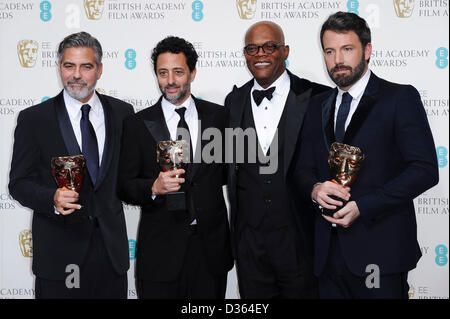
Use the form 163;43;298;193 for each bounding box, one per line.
63;89;106;161
55;90;105;215
251;70;290;155
334;69;371;130
327;69;371;226
158;96;199;225
161;95;199;156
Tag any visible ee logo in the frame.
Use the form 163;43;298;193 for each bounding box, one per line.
347;0;359;15
436;146;448;168
125;49;136;70
436;47;448;69
40;1;52;22
129;239;136;260
435;244;448;266
192;1;204;22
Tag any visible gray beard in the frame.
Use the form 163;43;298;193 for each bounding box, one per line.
162;83;190;105
65;85;96;101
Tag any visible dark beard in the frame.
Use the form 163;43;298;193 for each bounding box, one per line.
328;54;366;88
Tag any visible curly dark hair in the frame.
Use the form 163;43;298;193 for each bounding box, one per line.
151;36;198;73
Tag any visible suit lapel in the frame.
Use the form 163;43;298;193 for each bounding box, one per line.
54;91;81;156
229;82;252;130
185;97;210;184
321;89;338;152
94;93;114;190
142;99;171;143
344;73;379;144
283;87;312;177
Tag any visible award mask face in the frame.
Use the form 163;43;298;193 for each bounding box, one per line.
84;0;105;20
393;0;415;18
19;230;33;258
51;155;86;192
17;40;39;68
157;140;189;172
328;142;364;187
236;0;257;20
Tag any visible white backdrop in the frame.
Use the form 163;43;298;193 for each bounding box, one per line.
0;0;448;299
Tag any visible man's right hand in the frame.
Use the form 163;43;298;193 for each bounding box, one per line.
151;169;185;195
53;187;82;215
311;181;351;210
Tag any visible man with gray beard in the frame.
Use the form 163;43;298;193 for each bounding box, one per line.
118;36;233;298
9;32;134;298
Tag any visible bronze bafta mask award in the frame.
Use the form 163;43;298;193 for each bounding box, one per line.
51;155;86;192
157;140;189;211
322;142;364;216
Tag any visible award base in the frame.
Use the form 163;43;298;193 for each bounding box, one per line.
322;195;348;217
166;191;186;211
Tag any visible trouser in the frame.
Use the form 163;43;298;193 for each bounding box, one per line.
137;226;227;299
35;225;127;299
318;228;409;299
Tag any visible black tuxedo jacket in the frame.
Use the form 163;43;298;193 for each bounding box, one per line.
9;90;134;280
117;96;233;281
296;72;439;276
224;70;331;260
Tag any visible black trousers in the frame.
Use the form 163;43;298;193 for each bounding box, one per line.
236;216;317;299
318;229;409;299
35;225;127;299
137;228;227;299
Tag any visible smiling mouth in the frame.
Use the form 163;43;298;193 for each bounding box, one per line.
254;62;271;67
165;86;180;93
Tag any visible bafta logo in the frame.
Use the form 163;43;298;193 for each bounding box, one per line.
17;40;39;68
393;0;415;18
236;0;257;20
19;230;33;258
408;285;415;298
96;87;106;94
84;0;105;20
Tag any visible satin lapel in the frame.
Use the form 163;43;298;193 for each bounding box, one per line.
142;101;171;143
344;73;379;144
229;83;252;130
94;94;114;190
283;88;312;177
54;91;81;156
321;89;338;152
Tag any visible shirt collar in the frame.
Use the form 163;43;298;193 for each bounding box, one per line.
337;69;371;100
63;89;102;119
252;70;290;97
161;95;195;121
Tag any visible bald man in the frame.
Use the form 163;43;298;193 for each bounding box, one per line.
225;21;330;298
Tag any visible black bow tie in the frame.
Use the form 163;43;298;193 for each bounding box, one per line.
252;87;276;106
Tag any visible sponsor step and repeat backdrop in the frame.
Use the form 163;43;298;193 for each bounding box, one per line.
0;0;448;299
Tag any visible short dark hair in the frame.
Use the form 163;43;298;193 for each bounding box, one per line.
320;11;371;50
57;31;103;65
151;36;198;73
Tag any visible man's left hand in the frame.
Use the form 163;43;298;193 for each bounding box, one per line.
322;201;360;228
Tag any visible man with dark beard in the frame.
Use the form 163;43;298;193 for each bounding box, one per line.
295;12;438;298
118;36;233;298
9;32;134;298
